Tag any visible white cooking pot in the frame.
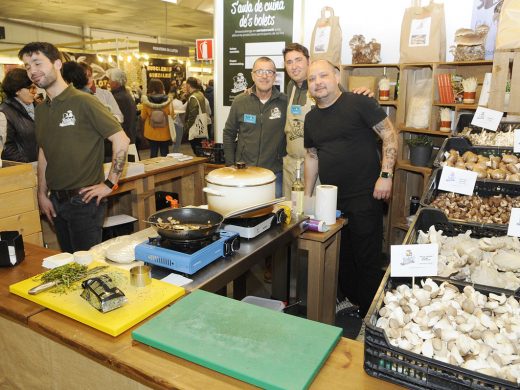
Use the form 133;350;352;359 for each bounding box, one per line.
203;163;276;216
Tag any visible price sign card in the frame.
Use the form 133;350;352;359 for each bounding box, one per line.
391;244;438;277
438;166;477;195
514;129;520;153
471;106;503;132
507;207;520;237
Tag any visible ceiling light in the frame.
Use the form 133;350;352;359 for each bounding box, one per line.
97;54;104;62
143;54;149;60
168;58;173;64
127;55;132;63
118;55;124;61
108;56;113;63
161;0;178;3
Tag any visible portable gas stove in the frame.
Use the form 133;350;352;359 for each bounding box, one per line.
222;209;287;239
134;230;240;275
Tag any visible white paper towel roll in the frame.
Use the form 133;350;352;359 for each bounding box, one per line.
315;185;337;225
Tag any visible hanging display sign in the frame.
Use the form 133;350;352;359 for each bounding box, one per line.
139;42;189;57
196;39;214;61
222;0;294;106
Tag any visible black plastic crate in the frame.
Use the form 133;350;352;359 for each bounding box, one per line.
433;137;519;169
195;143;225;164
420;167;520;226
403;207;507;245
364;274;520;390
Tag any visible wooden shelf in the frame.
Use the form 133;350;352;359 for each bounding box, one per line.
393;218;410;232
437;60;493;66
432;102;478;110
341;63;398;68
396;160;432;175
398;126;451;136
378;100;398;106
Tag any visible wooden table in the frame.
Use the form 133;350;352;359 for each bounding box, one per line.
0;244;403;390
299;218;346;325
111;157;208;230
150;215;306;302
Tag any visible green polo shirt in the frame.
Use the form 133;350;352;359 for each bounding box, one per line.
35;85;122;190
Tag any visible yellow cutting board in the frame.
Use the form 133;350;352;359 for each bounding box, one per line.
9;263;185;336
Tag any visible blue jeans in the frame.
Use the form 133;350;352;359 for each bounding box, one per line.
50;194;107;253
275;171;283;198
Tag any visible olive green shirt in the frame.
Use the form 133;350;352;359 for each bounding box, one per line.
35;85;122;190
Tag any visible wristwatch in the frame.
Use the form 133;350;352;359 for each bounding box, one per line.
104;179;119;191
379;171;394;179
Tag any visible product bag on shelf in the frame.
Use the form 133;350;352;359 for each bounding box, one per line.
496;0;520;50
405;68;433;129
309;7;342;66
399;0;446;63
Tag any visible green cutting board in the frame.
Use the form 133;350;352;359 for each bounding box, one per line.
132;290;342;390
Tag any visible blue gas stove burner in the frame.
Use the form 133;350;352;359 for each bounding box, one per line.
134;230;240;275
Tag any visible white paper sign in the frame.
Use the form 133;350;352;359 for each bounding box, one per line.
314;26;331;53
514;129;520;153
471;106;503;131
438;166;478;195
507;207;520;237
391;244;438;277
409;17;431;47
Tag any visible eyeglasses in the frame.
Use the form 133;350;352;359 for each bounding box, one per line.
253;69;276;76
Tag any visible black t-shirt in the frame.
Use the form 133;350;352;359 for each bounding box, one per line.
304;92;387;199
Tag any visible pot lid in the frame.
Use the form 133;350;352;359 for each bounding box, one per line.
206;162;276;186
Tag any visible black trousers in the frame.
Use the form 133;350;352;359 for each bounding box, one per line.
338;193;384;317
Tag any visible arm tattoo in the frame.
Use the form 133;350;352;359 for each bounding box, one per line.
112;150;127;176
306;147;318;160
373;117;398;172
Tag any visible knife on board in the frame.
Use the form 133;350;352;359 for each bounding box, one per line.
28;265;109;295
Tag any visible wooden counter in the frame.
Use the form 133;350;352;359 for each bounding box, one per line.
0;244;403;390
109;156;208;230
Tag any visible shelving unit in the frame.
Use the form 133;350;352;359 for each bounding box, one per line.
340;60;494;248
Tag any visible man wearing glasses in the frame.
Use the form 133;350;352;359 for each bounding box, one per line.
223;56;287;197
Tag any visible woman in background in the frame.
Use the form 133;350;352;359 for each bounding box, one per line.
0;68;38;162
141;79;173;157
169;86;186;153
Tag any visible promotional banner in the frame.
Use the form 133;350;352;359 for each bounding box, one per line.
145;58;186;91
63;52;115;89
223;0;293;106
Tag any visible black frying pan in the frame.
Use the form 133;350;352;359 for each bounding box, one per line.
147;208;224;240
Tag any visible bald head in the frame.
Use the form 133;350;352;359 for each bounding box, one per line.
308;59;341;107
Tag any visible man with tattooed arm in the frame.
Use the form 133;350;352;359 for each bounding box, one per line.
304;59;398;317
19;42;129;253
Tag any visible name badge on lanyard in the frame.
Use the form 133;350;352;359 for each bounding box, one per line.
291;105;302;115
244;114;256;124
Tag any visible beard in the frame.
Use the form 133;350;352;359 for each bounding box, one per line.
33;68;58;90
